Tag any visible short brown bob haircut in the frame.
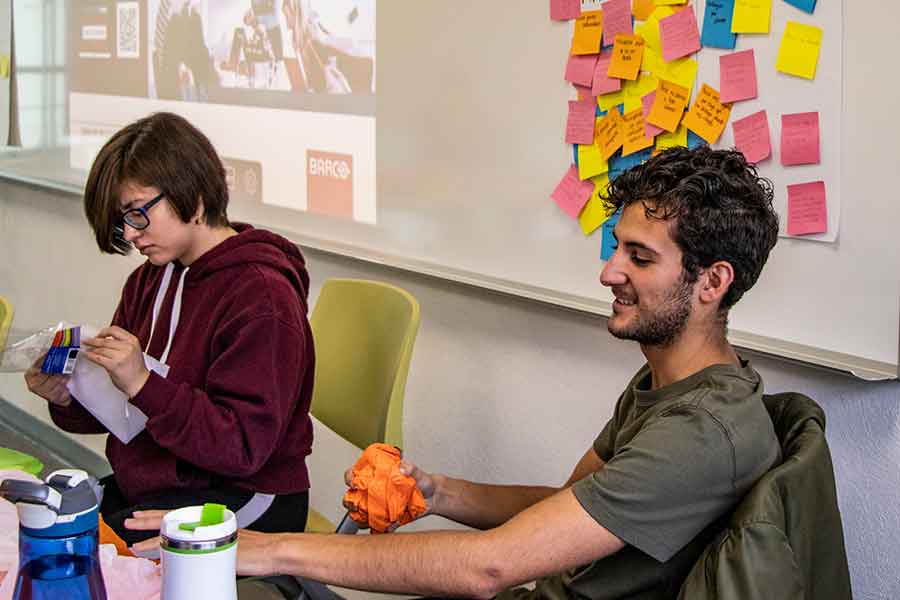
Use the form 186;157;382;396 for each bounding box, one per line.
83;112;230;254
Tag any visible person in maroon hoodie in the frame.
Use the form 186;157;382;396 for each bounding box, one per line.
24;112;315;544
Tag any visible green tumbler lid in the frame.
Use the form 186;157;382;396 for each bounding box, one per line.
0;448;44;476
178;503;226;531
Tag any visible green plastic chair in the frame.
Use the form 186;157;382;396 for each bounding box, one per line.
305;279;420;532
0;295;12;357
0;295;44;476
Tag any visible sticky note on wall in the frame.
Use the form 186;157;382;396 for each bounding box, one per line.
659;6;701;62
776;21;823;80
608;34;645;80
551;0;582;21
552;165;595;219
681;84;732;144
719;49;758;103
602;0;633;48
700;0;736;49
732;110;771;163
781;111;820;166
787;181;827;236
572;11;604;55
647;79;690;133
732;0;771;34
600;209;622;261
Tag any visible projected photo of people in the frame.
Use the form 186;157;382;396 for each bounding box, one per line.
148;0;375;115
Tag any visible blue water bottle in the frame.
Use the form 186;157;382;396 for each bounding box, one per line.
0;469;108;600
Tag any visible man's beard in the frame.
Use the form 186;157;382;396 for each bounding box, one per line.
608;274;694;348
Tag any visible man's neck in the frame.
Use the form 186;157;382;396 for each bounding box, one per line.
641;328;740;390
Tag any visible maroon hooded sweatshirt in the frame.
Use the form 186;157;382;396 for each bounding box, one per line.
50;224;314;504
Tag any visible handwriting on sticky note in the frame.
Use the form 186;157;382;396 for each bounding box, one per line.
566;100;598;145
622;108;655;156
776;21;823;80
597;109;625;159
572;11;604;55
593;50;622;96
731;0;771;34
608;35;645;81
647;79;690;132
681;84;731;144
787;181;827;236
659;6;701;62
551;0;582;21
602;0;633;48
732;110;770;163
701;0;736;49
719;49;757;103
565;53;600;87
781;112;820;166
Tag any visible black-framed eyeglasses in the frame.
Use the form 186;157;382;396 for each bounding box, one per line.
119;192;165;231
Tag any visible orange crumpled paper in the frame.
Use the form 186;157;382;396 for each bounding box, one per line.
343;444;426;534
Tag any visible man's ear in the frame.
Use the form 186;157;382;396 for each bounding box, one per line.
698;261;735;306
192;196;205;225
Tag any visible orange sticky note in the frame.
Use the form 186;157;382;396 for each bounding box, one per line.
607;34;645;81
596;109;625;159
646;79;690;132
572;11;604;55
633;0;657;20
622;108;655;156
681;83;732;144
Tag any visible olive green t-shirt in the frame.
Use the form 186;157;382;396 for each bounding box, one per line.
498;359;781;600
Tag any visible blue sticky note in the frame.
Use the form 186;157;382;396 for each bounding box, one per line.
687;130;706;149
784;0;816;14
600;209;622;261
573;145;579;167
596;104;606;118
608;147;652;182
700;0;737;50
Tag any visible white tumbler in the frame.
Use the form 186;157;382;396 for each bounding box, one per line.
160;505;238;600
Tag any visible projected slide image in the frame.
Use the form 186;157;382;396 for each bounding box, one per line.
69;0;377;225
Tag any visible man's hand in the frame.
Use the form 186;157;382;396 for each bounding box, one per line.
82;326;150;398
25;355;72;407
343;459;439;530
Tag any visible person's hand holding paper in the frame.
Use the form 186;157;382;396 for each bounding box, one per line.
81;326;151;398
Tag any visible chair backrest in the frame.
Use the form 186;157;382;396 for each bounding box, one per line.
309;279;420;450
0;295;13;355
678;392;852;600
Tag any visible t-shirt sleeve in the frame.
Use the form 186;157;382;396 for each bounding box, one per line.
592;418;617;462
573;406;737;562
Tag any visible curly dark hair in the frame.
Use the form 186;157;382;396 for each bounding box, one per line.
602;146;779;310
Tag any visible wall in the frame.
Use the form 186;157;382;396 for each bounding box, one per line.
0;180;898;599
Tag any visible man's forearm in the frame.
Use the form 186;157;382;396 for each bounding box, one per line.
433;475;559;530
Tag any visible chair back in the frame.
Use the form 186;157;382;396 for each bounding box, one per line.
0;295;13;355
309;279;420;450
678;392;852;600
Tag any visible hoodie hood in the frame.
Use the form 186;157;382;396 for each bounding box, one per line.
185;223;310;308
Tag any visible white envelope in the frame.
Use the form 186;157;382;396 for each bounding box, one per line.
66;353;169;444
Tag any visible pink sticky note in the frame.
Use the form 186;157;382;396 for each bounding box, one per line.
565;53;600;88
552;165;595;219
719;50;758;103
787;181;827;236
551;0;582;21
573;84;596;104
732;110;771;163
566;100;597;145
602;0;633;48
659;6;701;62
592;51;622;96
641;92;665;138
781;112;820;166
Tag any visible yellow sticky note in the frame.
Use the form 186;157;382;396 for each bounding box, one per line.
635;19;662;55
776;21;823;80
659;55;698;90
596;109;625;159
633;0;657;21
647;79;690;132
655;124;688;153
0;55;8;79
577;136;609;181
579;175;614;235
732;0;772;34
623;74;658;113
608;34;645;81
572;11;604;56
598;88;627;112
655;0;688;5
622;108;655;156
682;84;732;144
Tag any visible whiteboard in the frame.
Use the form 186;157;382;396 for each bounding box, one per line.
3;0;898;379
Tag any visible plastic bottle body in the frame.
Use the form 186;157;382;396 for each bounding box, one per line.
13;526;108;600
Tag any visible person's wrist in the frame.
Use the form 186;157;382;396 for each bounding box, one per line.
272;533;299;575
430;474;448;517
126;369;151;399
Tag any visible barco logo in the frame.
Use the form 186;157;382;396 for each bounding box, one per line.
307;150;354;218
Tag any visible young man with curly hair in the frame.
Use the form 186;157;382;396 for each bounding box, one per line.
130;146;782;600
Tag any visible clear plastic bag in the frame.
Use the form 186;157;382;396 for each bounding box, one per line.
0;322;92;373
